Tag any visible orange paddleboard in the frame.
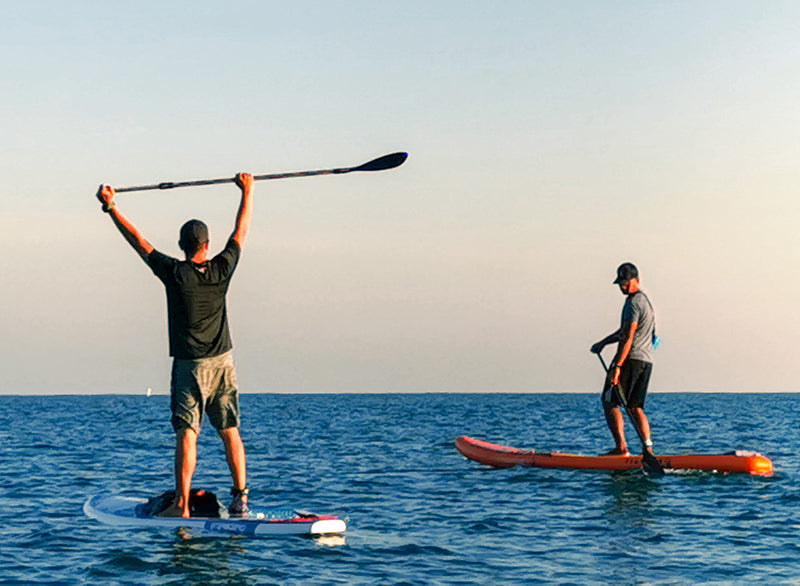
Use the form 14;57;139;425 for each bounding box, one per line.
455;436;773;476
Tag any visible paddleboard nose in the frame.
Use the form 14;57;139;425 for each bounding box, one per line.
748;455;774;476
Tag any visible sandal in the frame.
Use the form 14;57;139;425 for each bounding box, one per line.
228;487;250;517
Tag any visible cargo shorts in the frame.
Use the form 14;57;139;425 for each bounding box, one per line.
170;350;241;433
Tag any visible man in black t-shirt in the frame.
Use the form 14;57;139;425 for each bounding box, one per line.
96;173;254;518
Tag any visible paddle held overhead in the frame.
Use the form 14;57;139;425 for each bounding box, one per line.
114;152;409;193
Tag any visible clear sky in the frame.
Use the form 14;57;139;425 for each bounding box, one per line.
2;1;799;394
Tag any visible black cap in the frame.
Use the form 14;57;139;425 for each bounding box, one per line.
613;262;638;284
179;219;209;252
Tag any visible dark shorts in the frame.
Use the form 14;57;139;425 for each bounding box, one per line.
601;359;652;409
170;350;241;433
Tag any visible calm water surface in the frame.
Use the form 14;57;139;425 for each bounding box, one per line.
2;393;800;584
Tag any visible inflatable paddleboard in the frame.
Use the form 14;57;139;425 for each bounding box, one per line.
456;436;773;475
84;493;346;536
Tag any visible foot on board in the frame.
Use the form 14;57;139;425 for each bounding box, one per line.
229;487;250;517
602;448;631;457
156;503;190;518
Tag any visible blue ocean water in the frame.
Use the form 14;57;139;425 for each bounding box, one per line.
2;392;800;584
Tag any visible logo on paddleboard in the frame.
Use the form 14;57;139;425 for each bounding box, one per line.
204;520;250;533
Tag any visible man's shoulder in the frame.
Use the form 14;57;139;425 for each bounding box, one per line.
147;249;181;277
622;292;651;319
211;238;241;266
148;248;176;264
635;291;654;309
224;238;241;255
632;292;655;322
147;247;174;259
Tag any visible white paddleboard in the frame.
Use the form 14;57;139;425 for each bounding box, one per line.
84;494;346;536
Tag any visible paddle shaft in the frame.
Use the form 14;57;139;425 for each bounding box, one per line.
597;353;664;476
114;151;408;193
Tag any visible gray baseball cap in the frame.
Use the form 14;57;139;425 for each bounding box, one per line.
179;219;209;251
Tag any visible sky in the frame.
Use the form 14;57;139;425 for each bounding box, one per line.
2;1;799;394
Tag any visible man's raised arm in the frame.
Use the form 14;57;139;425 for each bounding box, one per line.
96;184;154;262
231;173;254;249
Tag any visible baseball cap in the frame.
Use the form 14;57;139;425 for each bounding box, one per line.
179;219;209;252
613;262;638;284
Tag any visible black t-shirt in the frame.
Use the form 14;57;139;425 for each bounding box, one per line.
147;239;241;359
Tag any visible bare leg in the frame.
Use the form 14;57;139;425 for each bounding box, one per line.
159;428;197;518
219;427;247;501
630;407;654;453
603;404;629;455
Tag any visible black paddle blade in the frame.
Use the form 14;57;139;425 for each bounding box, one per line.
642;451;665;478
353;152;408;172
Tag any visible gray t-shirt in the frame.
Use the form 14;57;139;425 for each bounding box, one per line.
620;291;655;363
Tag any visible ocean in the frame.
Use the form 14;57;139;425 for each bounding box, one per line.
2;392;799;584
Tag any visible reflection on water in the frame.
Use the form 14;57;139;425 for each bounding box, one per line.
602;470;662;525
168;532;250;584
162;528;347;584
314;534;346;547
172;526;345;546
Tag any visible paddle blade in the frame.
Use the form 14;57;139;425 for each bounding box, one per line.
642;451;665;478
353;152;408;172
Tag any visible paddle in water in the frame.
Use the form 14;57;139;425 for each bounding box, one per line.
598;354;665;477
114;152;409;193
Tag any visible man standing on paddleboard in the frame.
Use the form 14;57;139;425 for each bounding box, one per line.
96;174;254;518
590;262;657;459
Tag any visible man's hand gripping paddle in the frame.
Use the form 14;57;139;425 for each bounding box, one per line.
113;152;408;193
597;353;665;478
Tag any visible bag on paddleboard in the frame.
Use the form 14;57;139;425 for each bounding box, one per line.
136;489;224;518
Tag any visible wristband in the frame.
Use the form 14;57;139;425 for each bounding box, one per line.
102;201;116;213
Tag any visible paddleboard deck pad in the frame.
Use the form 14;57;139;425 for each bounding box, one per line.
84;490;346;536
456;436;773;475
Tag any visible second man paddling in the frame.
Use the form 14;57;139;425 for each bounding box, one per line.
591;262;658;458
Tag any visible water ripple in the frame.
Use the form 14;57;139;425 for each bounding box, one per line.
2;393;800;583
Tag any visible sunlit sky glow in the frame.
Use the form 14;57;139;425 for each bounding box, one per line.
2;1;799;394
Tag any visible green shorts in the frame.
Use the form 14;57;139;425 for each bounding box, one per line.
170;350;241;433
